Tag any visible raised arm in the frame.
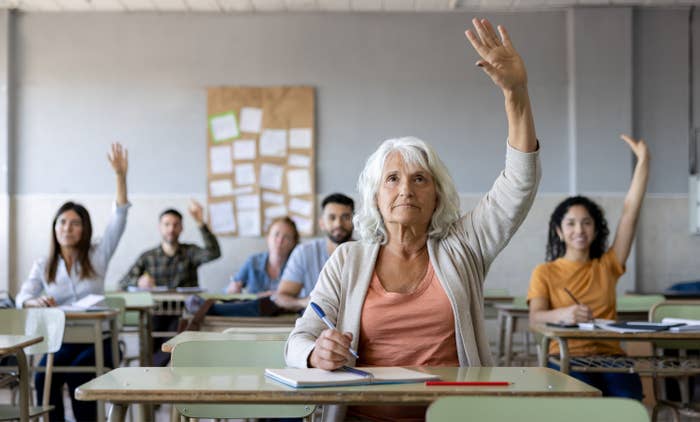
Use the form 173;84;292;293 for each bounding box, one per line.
108;143;128;206
189;200;222;264
611;134;650;265
465;18;537;153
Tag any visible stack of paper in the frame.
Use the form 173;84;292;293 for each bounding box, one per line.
265;367;440;388
59;294;109;312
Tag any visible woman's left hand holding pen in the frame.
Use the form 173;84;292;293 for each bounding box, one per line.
308;329;355;370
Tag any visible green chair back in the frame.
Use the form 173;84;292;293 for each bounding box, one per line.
512;295;528;309
616;294;665;312
484;288;510;298
426;397;649;422
105;292;153;327
103;296;126;331
649;300;700;350
171;339;315;419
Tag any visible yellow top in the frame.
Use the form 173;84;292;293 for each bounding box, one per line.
528;249;625;356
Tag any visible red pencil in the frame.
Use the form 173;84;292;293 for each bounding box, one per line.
425;381;510;386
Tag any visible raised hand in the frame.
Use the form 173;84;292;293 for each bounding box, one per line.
188;199;204;225
107;143;128;176
620;134;649;163
465;18;527;93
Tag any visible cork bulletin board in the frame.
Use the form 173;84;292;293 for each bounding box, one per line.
206;86;316;237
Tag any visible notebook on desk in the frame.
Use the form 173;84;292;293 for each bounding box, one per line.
265;367;440;388
59;294;111;312
597;321;686;333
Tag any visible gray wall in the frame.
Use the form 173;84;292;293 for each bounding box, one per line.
4;8;700;295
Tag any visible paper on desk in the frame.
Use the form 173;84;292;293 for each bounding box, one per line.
59;294;105;311
209;202;236;233
260;130;287;157
287;169;311;195
209;112;239;142
260;164;284;190
289;128;312;149
237;210;261;237
262;191;285;204
236;194;260;210
289;198;312;216
210;145;233;174
235;163;256;186
210;179;234;197
239;107;262;133
288;154;311;168
233;139;257;160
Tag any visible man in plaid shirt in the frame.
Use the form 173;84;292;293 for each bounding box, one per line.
119;200;221;290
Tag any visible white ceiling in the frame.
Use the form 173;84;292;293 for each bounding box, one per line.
0;0;695;12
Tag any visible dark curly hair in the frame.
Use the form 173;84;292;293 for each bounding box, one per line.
546;196;609;261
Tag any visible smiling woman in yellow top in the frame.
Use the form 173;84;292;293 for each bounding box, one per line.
528;134;650;400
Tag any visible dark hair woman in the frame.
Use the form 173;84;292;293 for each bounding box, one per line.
15;142;130;421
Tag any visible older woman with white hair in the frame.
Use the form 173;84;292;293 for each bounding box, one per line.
286;18;541;421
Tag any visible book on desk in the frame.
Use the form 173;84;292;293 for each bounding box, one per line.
265;367;440;388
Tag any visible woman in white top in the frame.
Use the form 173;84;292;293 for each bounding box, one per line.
16;142;129;421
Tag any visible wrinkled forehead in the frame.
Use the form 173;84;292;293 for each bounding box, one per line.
382;149;431;174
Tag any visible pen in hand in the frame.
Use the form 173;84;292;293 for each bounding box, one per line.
310;301;360;359
563;287;580;305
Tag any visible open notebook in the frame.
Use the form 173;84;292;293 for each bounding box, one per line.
58;294;111;312
265;367;440;388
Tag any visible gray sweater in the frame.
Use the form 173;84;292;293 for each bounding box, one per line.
286;143;540;372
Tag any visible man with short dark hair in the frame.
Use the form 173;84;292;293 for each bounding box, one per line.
118;200;221;290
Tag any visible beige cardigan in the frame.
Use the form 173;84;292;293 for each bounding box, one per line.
285;144;540;419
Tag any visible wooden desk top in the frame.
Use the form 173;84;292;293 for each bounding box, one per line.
64;309;119;320
0;335;43;354
483;296;514;303
124;304;154;311
530;323;700;341
75;366;600;404
161;330;292;353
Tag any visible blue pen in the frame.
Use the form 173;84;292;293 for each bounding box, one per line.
310;301;360;359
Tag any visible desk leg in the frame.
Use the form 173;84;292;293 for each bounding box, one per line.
504;314;514;366
108;403;128;422
145;311;154;366
557;337;570;374
16;348;29;422
95;321;106;422
538;336;550;367
111;319;119;369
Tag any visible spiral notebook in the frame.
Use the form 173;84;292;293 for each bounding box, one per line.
265;367;440;388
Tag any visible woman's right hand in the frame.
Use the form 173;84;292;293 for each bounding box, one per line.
225;281;243;294
308;329;354;370
559;304;592;324
24;296;56;308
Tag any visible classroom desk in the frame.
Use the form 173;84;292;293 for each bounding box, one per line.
161;329;293;353
182;313;300;332
62;310;120;422
0;335;43;422
530;323;700;375
75;366;600;422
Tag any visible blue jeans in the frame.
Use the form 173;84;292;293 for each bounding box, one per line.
36;339;120;421
548;361;643;400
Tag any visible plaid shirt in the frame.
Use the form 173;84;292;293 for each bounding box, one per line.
118;224;221;290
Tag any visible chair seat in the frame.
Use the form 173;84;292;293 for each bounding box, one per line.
0;404;54;420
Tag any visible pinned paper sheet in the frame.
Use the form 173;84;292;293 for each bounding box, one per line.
209;202;236;233
291;215;313;235
210;179;234;197
265;205;288;219
289;198;313;217
236;194;260;210
260;163;284;190
231;186;255;195
210;145;233;174
262;191;285;204
239;107;263;133
237;210;261;237
289;128;312;149
288;154;311;168
287;169;312;195
233;139;257;160
209;112;239;142
260;129;287;157
234;163;256;186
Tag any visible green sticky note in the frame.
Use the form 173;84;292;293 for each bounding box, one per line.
209;111;240;143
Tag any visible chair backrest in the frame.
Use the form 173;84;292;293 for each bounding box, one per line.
103;296;127;331
484;288;510;298
649;300;700;350
171;339;314;419
426;397;649;422
0;308;65;355
616;294;665;312
105;292;153;327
